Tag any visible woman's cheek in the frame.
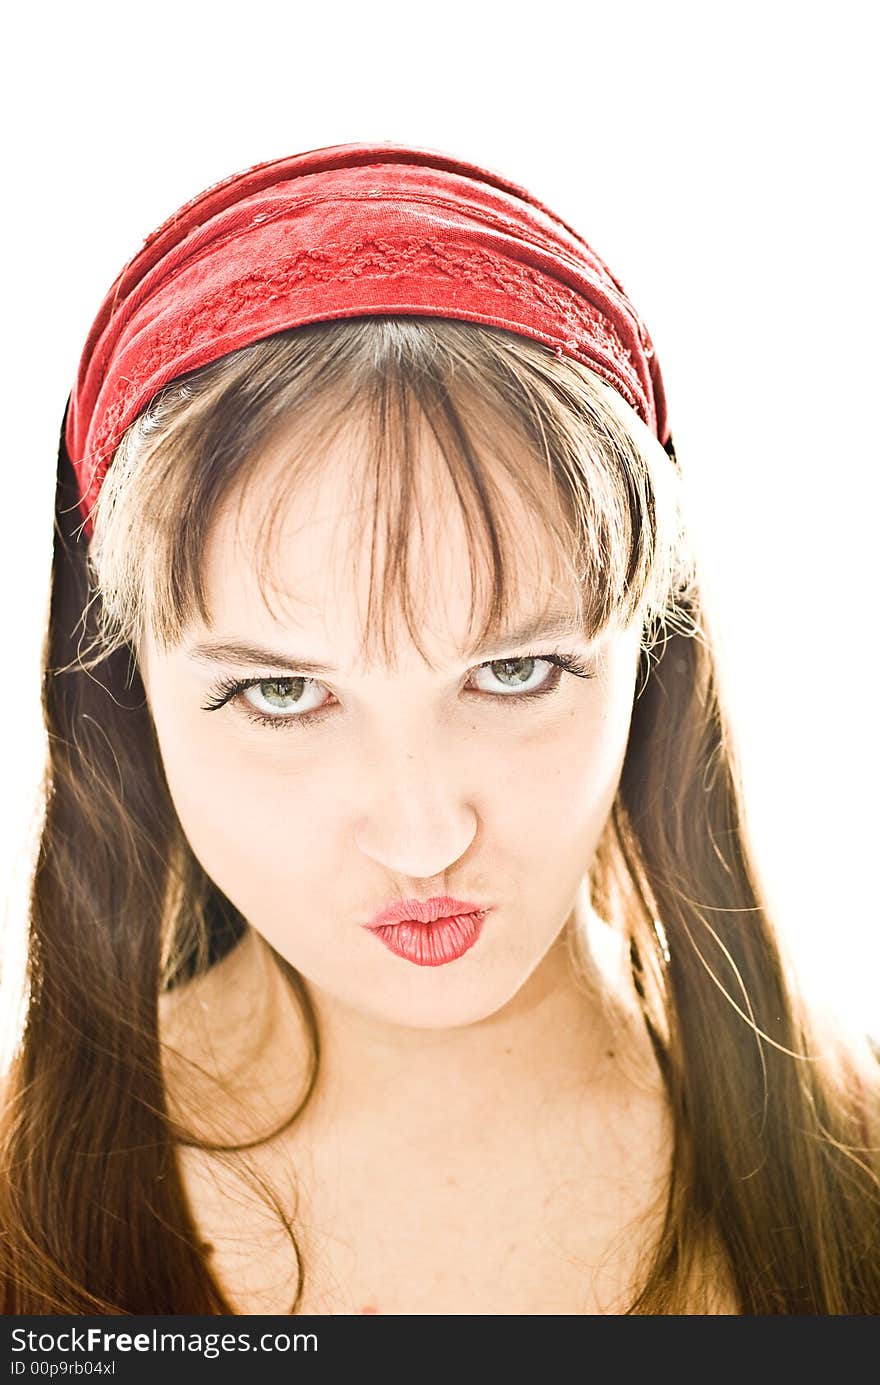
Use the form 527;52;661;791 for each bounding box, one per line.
147;702;315;865
507;710;627;850
185;754;331;866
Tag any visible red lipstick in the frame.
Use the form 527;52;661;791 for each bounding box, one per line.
363;895;490;967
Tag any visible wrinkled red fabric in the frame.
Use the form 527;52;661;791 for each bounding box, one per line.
65;141;671;539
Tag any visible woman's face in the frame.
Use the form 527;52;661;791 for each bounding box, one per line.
139;419;643;1031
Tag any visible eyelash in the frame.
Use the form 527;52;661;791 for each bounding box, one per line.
200;651;596;732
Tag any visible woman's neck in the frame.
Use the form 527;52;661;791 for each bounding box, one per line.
160;888;663;1153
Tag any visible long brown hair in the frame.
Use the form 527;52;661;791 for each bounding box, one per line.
2;317;878;1312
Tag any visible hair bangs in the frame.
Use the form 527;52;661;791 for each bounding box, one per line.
85;318;684;677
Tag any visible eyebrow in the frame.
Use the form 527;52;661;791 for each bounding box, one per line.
186;609;589;675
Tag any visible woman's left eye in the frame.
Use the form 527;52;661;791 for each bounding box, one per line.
200;652;595;731
470;654;589;697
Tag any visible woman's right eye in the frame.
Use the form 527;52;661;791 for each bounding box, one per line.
200;674;334;729
240;676;327;718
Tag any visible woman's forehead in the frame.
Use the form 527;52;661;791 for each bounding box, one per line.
209;403;551;546
194;417;581;667
197;520;580;676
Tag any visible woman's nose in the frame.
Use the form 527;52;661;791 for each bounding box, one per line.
353;738;478;878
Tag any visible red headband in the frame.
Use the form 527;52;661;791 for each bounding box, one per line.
65;141;671;540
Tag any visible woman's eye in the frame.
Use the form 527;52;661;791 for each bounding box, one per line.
240;676;327;719
201;651;594;730
471;656;559;696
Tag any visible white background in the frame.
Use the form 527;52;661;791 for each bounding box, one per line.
1;1;877;1061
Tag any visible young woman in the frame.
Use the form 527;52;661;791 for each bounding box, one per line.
2;142;878;1315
